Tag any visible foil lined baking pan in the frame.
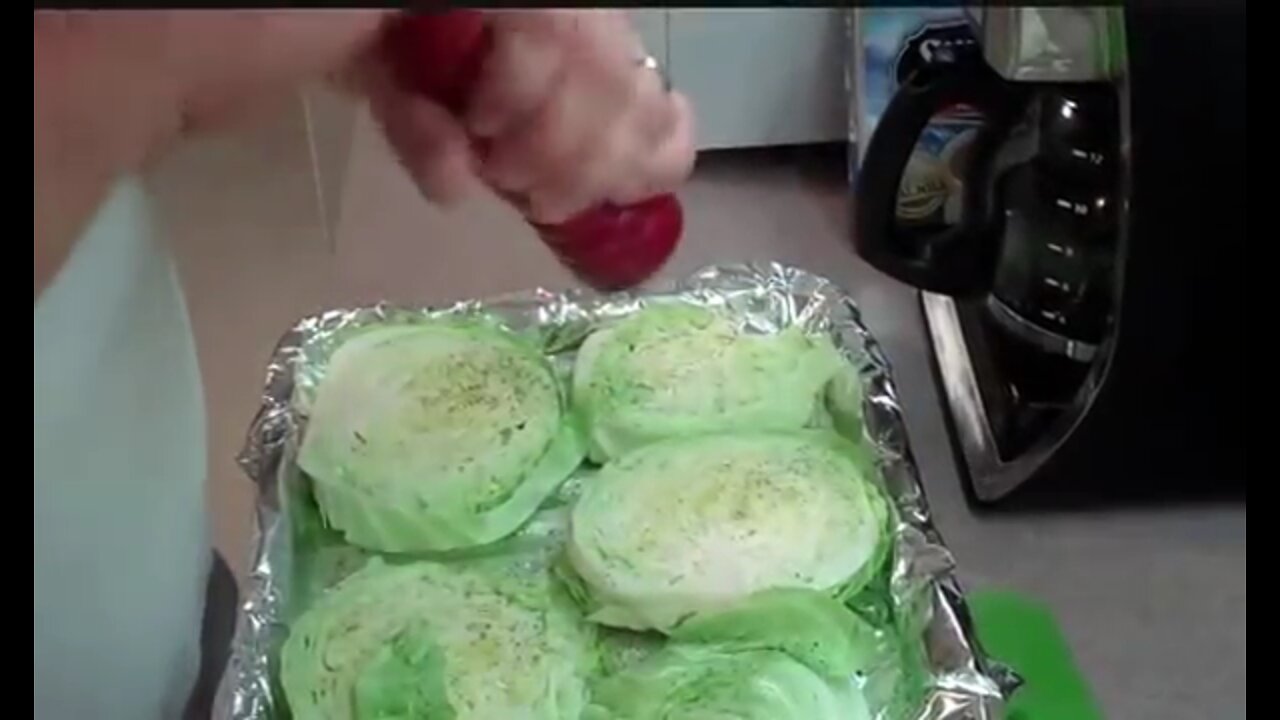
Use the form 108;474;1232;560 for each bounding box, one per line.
214;263;1016;719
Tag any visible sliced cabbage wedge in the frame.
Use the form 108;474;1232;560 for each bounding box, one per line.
281;555;596;720
595;627;667;679
584;588;878;720
669;588;889;679
572;303;844;461
298;319;586;552
582;644;873;720
565;432;892;632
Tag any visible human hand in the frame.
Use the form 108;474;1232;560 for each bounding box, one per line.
368;10;695;224
138;9;697;222
35;11;695;290
38;9;693;223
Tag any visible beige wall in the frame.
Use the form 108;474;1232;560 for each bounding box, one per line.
147;89;349;577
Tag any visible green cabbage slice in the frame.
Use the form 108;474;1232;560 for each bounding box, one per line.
352;623;456;719
565;432;892;632
281;555;596;720
584;587;878;720
594;627;667;679
298;319;585;552
571;303;844;461
669;588;889;679
582;644;872;720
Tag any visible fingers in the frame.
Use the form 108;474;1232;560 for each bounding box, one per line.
371;81;477;207
464;14;566;139
462;10;696;224
364;9;696;218
522;120;629;223
529;67;693;220
610;91;698;206
480;57;629;196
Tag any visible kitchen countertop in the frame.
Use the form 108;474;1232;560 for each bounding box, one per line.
165;116;1245;718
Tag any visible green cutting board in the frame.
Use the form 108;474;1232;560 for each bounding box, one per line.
967;590;1104;720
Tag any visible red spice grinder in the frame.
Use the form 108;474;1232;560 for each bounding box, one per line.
384;10;684;291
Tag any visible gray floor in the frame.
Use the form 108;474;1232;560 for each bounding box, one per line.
152;107;1245;719
692;149;1248;720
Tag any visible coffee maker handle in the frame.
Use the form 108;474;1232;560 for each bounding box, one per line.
854;61;1028;297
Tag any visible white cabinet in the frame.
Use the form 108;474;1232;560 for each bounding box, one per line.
664;9;848;150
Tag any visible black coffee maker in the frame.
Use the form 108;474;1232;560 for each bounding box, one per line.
853;6;1246;507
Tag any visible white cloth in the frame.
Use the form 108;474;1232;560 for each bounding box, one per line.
34;180;209;719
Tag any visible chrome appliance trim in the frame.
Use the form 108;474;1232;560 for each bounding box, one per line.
923;292;1070;501
984;295;1099;362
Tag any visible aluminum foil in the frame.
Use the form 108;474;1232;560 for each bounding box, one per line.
214;262;1016;719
